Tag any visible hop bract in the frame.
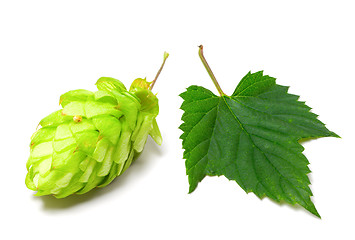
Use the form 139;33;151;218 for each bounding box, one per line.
26;77;162;198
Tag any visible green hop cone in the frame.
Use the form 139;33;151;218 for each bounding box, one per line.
26;52;169;198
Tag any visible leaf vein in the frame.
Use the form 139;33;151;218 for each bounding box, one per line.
235;78;274;97
182;96;219;109
183;105;217;141
185;100;221;181
233;98;318;134
224;97;310;202
222;97;277;199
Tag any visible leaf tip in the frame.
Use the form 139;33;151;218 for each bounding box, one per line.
188;181;198;194
330;131;341;138
311;208;321;219
303;200;321;218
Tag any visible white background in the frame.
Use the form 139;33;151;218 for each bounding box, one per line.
0;0;354;239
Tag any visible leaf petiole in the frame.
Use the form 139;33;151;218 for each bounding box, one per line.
198;45;226;96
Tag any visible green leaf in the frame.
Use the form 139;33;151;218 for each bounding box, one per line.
180;71;338;218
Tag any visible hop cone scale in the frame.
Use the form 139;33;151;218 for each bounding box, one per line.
26;77;162;198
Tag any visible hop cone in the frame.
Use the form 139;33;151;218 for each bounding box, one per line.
26;77;162;198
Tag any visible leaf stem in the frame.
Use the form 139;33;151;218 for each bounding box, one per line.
150;52;169;91
198;45;225;96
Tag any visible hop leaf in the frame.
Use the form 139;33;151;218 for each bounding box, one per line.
26;76;164;198
179;46;339;217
